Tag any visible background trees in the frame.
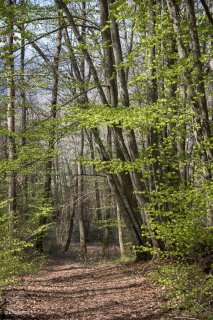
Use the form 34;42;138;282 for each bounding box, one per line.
0;0;212;276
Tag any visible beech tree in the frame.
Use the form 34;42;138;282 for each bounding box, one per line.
0;0;212;274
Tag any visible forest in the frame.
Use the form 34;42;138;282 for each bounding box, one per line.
0;0;212;319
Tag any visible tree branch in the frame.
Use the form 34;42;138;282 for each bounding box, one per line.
19;15;99;28
200;0;213;26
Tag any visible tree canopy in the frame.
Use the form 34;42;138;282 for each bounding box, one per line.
0;2;212;315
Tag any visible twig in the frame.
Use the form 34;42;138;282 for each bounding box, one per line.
173;317;200;320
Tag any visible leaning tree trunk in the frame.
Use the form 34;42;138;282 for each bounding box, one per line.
185;0;212;159
108;0;160;251
200;0;213;26
166;0;212;173
166;0;213;225
57;0;154;260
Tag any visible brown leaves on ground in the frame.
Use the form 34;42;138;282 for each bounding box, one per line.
5;251;170;320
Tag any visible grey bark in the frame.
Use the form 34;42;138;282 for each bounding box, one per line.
44;25;62;200
117;203;125;258
77;130;87;261
166;0;213;169
55;0;108;105
55;0;153;260
6;0;16;217
63;181;77;252
20;21;28;211
36;25;62;252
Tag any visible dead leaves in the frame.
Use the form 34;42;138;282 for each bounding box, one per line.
5;252;170;320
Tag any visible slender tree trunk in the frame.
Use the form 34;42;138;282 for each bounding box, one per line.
20;20;28;211
99;0;118;107
63;184;77;252
6;0;16;219
36;26;62;252
55;0;108;105
78;130;87;261
186;0;212;147
117;204;125;258
102;203;110;258
147;0;161;191
166;0;213;171
109;0;160;250
44;27;62;198
92;129;151;260
57;0;154;260
86;130;102;239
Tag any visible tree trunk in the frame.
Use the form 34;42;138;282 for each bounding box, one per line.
166;0;213;170
102;205;110;258
92;129;151;260
36;25;62;252
20;19;28;212
6;0;16;219
57;0;153;260
63;199;76;252
78;130;87;261
117;204;125;258
186;0;212;151
44;26;62;198
200;0;213;26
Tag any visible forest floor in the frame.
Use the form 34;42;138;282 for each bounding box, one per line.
4;246;172;320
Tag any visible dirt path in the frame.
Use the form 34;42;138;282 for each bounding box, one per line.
5;257;170;320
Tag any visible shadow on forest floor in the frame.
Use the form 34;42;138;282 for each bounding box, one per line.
5;245;170;320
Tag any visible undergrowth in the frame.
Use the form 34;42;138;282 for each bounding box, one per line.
150;261;213;320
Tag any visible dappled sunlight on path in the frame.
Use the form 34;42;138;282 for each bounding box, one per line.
6;257;170;320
